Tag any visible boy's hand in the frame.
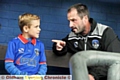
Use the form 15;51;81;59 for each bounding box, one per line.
52;40;66;51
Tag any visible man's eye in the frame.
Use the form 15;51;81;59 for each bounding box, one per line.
71;19;75;22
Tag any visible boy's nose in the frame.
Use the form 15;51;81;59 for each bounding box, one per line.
39;28;41;31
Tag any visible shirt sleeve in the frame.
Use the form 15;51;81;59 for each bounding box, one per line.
5;41;15;60
5;41;27;75
38;42;47;75
39;42;46;64
5;62;27;75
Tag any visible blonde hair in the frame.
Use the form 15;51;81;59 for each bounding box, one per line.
18;13;40;32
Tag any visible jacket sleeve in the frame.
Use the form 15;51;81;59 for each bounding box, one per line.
52;35;69;56
89;27;120;80
102;27;120;52
88;66;107;80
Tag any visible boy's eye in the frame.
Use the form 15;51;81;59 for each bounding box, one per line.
35;26;39;28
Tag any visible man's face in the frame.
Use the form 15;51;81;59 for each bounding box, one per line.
67;8;85;34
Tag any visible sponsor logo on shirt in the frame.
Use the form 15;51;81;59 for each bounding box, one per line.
16;56;37;67
18;48;24;53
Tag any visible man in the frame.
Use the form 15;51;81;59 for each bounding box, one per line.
52;3;120;80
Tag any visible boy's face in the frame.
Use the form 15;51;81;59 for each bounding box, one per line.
27;19;41;38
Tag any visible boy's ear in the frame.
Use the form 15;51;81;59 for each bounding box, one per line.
23;25;29;32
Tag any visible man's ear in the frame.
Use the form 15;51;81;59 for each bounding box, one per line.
23;25;29;32
83;15;88;24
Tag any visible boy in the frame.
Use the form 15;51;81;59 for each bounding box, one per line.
5;13;47;75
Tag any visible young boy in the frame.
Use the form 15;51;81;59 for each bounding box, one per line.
5;13;47;75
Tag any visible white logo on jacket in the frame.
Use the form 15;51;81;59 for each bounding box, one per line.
74;41;78;48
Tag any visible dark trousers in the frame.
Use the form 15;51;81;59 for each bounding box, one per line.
69;50;120;80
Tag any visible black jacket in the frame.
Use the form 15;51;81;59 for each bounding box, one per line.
52;18;120;80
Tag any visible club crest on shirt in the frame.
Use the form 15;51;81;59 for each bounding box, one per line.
92;39;99;49
34;48;39;56
74;41;78;48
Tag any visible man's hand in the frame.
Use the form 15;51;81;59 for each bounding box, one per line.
89;74;95;80
52;40;66;51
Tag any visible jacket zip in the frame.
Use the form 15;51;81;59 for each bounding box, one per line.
84;37;87;51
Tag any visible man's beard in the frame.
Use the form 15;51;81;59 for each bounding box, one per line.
71;28;85;35
71;26;85;35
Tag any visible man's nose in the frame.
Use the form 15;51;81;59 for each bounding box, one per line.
69;21;74;28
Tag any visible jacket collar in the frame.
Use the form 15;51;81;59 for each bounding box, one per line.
18;34;36;45
89;18;97;33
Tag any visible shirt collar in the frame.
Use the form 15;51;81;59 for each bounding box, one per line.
18;34;36;45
